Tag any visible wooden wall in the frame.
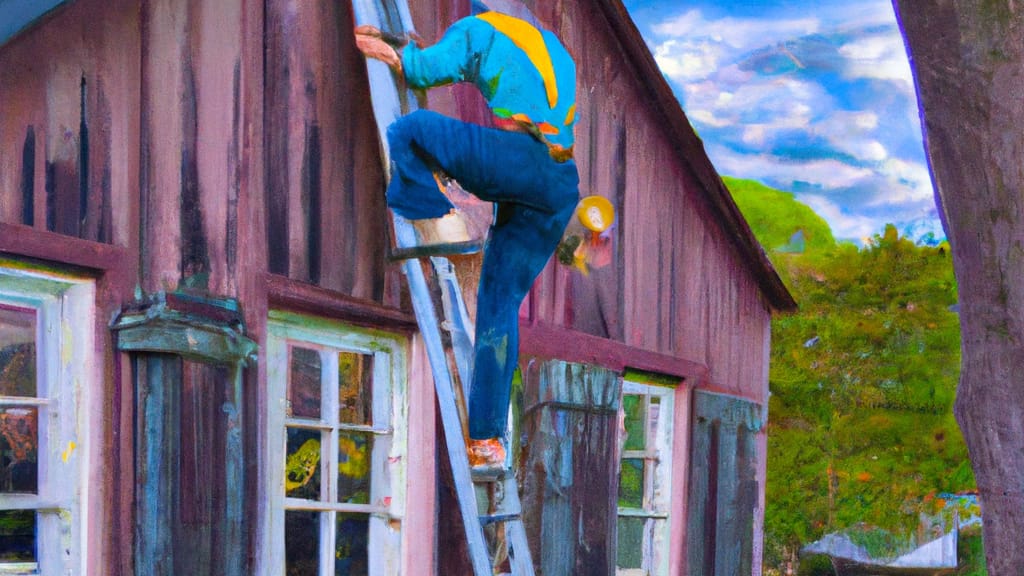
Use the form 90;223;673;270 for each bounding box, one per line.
0;0;778;573
0;0;774;394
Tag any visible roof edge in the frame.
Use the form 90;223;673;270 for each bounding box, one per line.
594;0;797;313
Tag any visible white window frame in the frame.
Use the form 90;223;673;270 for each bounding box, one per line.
262;310;407;576
616;379;675;576
0;261;94;576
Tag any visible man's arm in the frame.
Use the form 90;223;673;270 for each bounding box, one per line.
356;18;481;90
354;25;404;74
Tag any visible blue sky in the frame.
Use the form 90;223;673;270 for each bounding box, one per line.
622;0;943;244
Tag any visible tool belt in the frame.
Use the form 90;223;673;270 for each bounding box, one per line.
493;115;574;163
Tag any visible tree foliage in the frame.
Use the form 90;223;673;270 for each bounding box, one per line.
724;178;974;569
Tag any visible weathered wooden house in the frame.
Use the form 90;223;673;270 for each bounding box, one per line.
0;0;795;574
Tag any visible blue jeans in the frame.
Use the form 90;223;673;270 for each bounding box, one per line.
387;110;579;439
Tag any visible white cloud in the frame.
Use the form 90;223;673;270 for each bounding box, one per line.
871;158;934;205
647;8;820;83
688;109;732;128
797;195;880;240
709;147;874;191
824;2;897;31
684;77;824;148
810;111;889;162
630;1;935;240
654;39;726;83
652;9;819;51
838;33;915;89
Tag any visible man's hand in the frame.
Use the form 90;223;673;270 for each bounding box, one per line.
354;25;403;73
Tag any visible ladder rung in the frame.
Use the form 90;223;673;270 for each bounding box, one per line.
479;513;522;526
471;467;510;483
388;239;484;261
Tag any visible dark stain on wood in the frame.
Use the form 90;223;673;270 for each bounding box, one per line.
179;60;209;281
45;159;78;237
85;78;114;244
612;119;626;341
79;76;89;237
20;126;35;226
226;60;241;286
264;3;290;276
302;121;322;285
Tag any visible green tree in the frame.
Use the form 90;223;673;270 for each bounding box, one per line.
724;179;973;569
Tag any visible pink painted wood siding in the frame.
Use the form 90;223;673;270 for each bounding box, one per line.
0;0;781;574
1;0;774;402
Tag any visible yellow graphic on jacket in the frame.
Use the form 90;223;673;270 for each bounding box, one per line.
476;11;558;109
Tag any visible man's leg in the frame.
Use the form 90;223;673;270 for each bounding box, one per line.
386;109;574;216
386;109;579;456
467;200;576;441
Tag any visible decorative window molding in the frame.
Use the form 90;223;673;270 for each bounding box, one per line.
262;311;407;576
0;261;95;576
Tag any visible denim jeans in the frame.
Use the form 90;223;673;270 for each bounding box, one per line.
387;109;579;439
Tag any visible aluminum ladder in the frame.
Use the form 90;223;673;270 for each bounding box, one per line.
352;1;536;574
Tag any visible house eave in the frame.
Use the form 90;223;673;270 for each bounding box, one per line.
595;0;798;313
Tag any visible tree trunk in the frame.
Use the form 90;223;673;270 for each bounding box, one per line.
893;2;1024;573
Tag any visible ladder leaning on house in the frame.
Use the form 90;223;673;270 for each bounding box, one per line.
352;1;537;574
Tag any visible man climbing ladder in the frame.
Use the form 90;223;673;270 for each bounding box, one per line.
355;1;579;469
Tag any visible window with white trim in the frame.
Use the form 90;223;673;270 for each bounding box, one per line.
265;312;406;576
616;380;675;576
0;263;93;576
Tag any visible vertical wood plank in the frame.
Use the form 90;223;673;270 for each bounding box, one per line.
135;354;182;576
236;0;268;568
713;427;740;576
45;61;81;237
688;391;764;576
263;0;290;277
177;362;215;574
521;359;621;576
264;0;389;298
97;0;142;255
192;0;243;294
686;412;713;575
141;0;186;291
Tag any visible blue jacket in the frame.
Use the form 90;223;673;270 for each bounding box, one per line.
402;12;577;149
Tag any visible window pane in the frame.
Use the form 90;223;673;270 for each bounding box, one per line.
0;509;36;562
338;352;373;425
289;347;322;419
647;401;660;450
285;427;322;500
622;395;645;451
0;305;36;398
285;511;320;576
616;516;645;569
335;512;369;576
338;432;371;504
0;407;38;494
618;458;644;508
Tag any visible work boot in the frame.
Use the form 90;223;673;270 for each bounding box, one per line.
467;437;506;472
412;211;472;245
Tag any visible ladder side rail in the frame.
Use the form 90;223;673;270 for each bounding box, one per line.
503;474;535;576
351;1;491;572
397;222;492;576
431;256;476;400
